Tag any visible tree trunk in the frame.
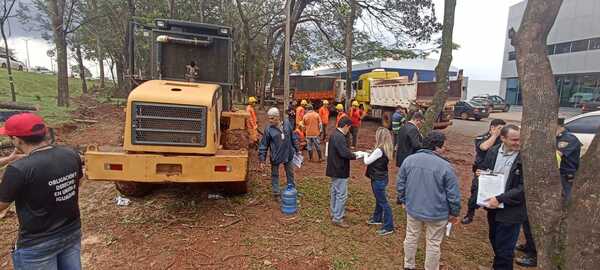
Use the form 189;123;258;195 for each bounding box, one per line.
121;0;135;92
49;0;70;107
169;0;176;18
422;0;456;135
75;44;88;94
90;0;105;89
1;23;16;102
276;0;309;89
567;126;600;268
343;0;357;111
510;0;564;269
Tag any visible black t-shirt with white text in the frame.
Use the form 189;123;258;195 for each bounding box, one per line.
0;146;83;248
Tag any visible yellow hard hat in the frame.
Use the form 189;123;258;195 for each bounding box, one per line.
301;100;308;106
322;100;329;105
248;96;257;103
336;104;344;110
352;101;359;107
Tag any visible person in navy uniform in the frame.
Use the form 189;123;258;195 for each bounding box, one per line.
462;119;506;225
555;117;582;201
515;117;582;268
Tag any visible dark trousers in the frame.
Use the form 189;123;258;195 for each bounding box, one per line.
321;123;328;141
370;177;394;231
560;174;574;203
350;126;359;147
271;162;295;195
522;218;537;257
466;173;479;216
487;211;521;270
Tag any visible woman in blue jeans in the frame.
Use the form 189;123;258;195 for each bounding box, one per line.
362;127;395;236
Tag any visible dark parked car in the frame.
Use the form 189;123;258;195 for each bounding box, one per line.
453;100;489;121
581;97;600;113
472;95;510;112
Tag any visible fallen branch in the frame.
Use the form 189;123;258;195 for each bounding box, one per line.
74;119;98;124
181;218;241;230
0;102;37;111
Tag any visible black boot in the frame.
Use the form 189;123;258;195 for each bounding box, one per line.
515;255;537;267
461;211;475;224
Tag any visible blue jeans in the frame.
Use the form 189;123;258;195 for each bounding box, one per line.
330;178;348;222
371;177;394;231
271;162;295;195
487;212;520;270
306;136;320;151
12;229;82;270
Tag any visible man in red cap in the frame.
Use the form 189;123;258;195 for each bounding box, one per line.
0;113;83;270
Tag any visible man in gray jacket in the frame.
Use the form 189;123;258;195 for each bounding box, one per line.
397;131;461;270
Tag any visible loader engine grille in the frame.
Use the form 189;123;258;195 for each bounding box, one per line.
131;102;207;146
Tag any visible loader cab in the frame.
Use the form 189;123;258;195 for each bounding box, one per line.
128;19;234;108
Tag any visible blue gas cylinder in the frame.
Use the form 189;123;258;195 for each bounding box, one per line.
281;185;298;215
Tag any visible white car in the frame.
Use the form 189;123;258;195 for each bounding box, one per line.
0;55;25;71
564;111;600;156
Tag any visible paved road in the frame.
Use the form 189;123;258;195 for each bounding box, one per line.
448;118;490;137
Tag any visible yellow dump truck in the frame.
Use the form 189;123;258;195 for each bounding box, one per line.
85;19;250;197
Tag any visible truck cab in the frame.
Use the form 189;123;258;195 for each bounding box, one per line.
355;69;401;110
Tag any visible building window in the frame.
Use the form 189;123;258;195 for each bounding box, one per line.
554;42;572;54
508;51;516;61
590;38;600;50
571;39;589;52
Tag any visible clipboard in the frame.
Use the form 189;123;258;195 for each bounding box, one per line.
477;173;506;208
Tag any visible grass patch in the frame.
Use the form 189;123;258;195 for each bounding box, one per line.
0;69;107;124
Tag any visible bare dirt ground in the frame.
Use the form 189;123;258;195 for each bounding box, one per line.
0;99;537;270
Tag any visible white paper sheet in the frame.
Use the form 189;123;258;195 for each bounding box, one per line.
292;153;304;168
477;173;506;209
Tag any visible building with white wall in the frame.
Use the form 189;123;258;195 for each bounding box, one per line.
500;0;600;106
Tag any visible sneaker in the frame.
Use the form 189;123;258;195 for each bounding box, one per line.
515;243;527;252
366;219;383;225
461;214;474;224
332;220;351;228
515;256;537;267
376;229;394;236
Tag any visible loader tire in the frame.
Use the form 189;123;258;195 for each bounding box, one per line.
115;181;154;197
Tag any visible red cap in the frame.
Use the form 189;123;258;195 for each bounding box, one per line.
0;113;47;137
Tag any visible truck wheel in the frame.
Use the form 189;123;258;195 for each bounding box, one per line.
226;181;249;195
503;105;510;112
115;181;154;197
460;112;469;120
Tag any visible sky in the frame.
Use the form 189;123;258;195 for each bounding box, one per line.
430;0;524;81
4;0;526;81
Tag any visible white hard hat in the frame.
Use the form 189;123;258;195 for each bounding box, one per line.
267;107;280;117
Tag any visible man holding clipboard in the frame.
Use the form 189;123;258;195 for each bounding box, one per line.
476;124;525;270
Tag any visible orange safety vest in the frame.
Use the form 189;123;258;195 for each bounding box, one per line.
296;106;305;126
246;105;257;129
318;106;330;125
336;111;347;127
303;111;322;137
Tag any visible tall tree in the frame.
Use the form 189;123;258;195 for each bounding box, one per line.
0;0;17;102
421;0;457;134
20;0;85;107
510;0;600;268
72;35;88;94
311;0;440;110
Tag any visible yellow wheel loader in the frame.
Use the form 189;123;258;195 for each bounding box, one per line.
85;19;250;197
